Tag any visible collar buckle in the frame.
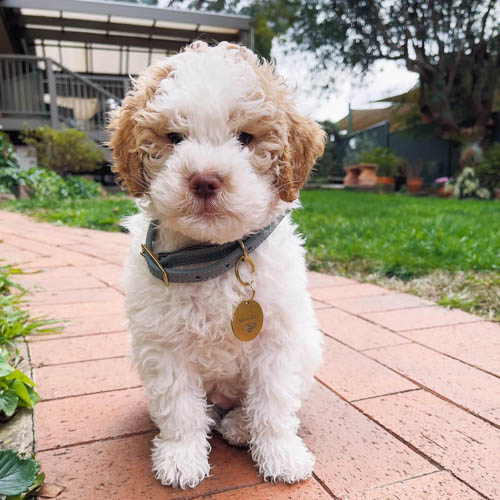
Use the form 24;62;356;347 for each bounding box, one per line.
141;243;169;286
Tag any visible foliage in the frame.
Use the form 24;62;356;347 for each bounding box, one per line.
281;1;498;144
0;347;39;419
310;120;342;181
359;147;405;177
446;167;491;199
342;135;377;167
0;293;63;349
1;196;138;232
0;132;20;194
0;264;62;421
474;143;500;192
167;0;296;58
22;127;106;177
0;450;43;498
0;166;102;201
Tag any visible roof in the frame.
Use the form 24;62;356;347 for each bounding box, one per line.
336;105;415;133
0;0;253;75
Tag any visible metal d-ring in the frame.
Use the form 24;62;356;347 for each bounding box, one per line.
235;240;256;301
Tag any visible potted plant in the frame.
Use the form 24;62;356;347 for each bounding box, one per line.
405;161;425;194
359;147;403;189
433;177;451;197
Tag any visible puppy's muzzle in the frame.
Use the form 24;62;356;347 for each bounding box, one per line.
189;173;223;200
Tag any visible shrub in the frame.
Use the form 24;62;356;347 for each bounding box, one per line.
359;147;405;177
22;126;106;177
0;131;21;194
474;144;500;192
446;167;490;199
0;166;102;201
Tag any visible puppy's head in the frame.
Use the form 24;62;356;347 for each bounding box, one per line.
108;42;325;243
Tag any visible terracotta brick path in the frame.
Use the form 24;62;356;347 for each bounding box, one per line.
0;210;498;499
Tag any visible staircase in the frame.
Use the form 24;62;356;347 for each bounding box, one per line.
0;55;126;146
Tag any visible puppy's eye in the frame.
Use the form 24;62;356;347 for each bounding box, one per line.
237;132;253;146
168;133;184;145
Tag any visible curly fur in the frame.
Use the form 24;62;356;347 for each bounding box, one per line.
107;42;325;489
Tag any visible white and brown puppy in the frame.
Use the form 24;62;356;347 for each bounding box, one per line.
108;41;325;489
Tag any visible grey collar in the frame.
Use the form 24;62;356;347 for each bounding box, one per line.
141;216;284;285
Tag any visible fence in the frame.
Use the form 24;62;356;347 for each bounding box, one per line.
342;121;458;183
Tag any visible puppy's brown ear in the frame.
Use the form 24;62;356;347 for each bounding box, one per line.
108;101;145;197
107;62;172;197
278;110;326;202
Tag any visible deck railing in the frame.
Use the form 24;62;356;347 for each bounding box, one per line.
0;55;120;139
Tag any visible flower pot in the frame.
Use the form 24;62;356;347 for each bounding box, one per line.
358;164;378;187
406;177;424;194
377;176;395;192
437;186;451;197
377;176;395;185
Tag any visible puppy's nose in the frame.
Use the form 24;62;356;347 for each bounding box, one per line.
188;173;223;199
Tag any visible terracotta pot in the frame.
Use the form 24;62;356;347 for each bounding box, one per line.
377;176;395;185
437;186;451;197
358;164;378;187
406;177;424;194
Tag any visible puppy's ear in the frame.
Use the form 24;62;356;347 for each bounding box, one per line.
107;62;172;197
278;110;326;202
108;101;145;197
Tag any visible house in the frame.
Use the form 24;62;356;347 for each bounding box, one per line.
337;87;500;183
0;0;253;144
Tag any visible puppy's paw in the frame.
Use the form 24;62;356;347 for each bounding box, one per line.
251;434;315;483
217;407;250;447
152;435;210;489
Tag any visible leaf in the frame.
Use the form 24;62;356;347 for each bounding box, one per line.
4;369;35;388
0;360;14;377
0;450;39;496
6;472;45;499
24;386;39;407
0;390;18;418
10;380;32;408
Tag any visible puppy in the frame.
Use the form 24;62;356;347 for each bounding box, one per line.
108;42;325;489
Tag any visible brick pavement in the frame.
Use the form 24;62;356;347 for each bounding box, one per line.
0;210;498;499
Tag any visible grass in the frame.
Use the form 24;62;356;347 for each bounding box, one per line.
294;190;499;320
1;190;498;320
0;196;138;232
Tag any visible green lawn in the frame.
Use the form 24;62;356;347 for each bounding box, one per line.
1;196;138;232
1;190;498;319
295;190;499;278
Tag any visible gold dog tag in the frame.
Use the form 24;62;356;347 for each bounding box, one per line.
232;299;263;341
232;242;264;341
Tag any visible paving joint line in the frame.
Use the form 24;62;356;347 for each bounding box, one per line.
311;472;339;499
315;333;500;429
391;331;500;380
185;480;265;500
37;429;156;454
34;354;126;369
28;329;127;343
359;350;500;430
349;387;422;403
321;312;499;392
39;385;143;403
314;377;445;472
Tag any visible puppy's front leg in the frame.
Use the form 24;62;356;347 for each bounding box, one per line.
245;343;315;483
141;352;212;489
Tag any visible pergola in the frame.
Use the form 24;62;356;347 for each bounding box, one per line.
0;0;253;76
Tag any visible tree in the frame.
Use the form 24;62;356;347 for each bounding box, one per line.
166;0;294;58
312;121;343;180
286;1;499;145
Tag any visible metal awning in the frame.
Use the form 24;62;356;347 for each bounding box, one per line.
0;0;253;75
